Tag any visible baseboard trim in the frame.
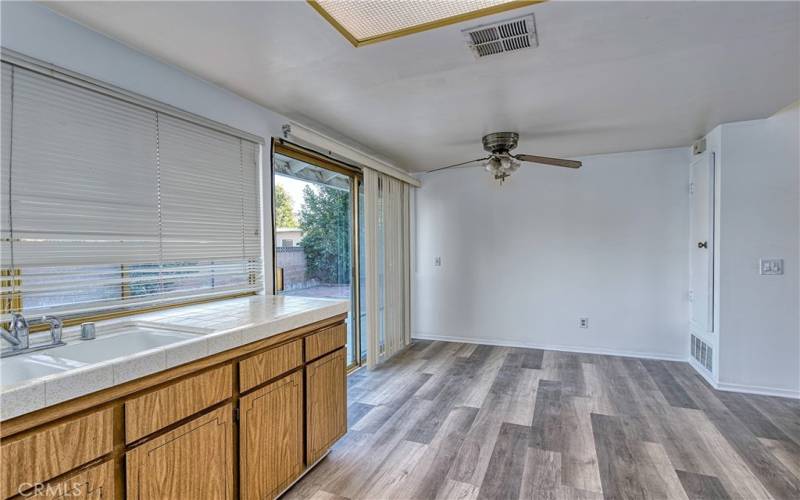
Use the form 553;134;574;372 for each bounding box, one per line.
715;381;800;400
686;354;799;399
411;333;686;362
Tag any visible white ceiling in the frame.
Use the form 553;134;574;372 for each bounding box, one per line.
46;1;799;172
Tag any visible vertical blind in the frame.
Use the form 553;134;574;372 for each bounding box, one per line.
0;62;263;319
364;168;411;368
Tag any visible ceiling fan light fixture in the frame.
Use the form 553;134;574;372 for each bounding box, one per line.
484;154;519;181
485;156;500;173
426;131;581;182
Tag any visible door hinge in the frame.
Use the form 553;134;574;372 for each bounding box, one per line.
689;182;695;195
233;406;240;422
688;290;694;302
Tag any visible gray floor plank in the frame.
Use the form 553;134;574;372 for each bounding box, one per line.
476;422;530;500
642;360;700;410
675;470;731;500
591;412;648;500
529;379;563;451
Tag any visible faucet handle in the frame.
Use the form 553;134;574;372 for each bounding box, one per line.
80;322;96;340
9;313;29;350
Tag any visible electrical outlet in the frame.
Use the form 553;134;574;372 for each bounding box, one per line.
434;256;442;267
579;318;589;329
759;258;783;275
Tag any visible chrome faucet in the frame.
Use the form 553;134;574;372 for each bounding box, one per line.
1;313;65;358
1;313;29;352
41;315;63;345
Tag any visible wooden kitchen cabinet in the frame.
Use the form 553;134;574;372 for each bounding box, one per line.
1;408;113;499
240;370;303;499
2;316;348;500
126;405;234;500
306;348;347;464
28;460;115;499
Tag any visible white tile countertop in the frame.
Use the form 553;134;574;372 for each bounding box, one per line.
0;295;349;421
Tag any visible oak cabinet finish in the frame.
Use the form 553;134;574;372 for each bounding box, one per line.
1;408;113;499
240;371;304;499
239;339;302;392
28;460;115;499
305;323;347;361
126;405;234;500
0;315;347;500
306;348;347;464
124;364;232;443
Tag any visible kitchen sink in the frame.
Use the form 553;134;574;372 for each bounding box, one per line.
1;322;210;387
47;326;199;364
1;355;79;387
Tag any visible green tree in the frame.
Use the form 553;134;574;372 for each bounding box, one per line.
274;184;298;227
299;185;350;284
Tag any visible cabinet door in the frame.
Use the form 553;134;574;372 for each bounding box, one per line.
240;371;303;499
306;348;347;464
28;460;114;499
126;405;234;500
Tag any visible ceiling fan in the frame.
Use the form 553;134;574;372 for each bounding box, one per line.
427;132;582;183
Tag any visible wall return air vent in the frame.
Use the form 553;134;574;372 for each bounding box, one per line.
463;14;537;58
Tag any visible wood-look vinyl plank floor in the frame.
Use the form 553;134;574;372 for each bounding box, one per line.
285;341;800;500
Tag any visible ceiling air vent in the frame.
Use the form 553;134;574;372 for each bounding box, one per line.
463;14;537;59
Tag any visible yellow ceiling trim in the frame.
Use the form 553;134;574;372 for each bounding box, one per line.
307;1;545;47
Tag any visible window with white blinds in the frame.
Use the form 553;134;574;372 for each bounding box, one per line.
0;62;263;319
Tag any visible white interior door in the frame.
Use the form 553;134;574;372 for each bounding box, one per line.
689;152;715;333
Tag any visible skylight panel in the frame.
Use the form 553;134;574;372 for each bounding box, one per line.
309;0;539;46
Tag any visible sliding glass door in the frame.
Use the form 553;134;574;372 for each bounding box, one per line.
273;146;364;367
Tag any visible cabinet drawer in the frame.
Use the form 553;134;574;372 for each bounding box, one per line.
125;365;232;443
27;459;115;499
304;323;346;362
1;408;113;499
239;340;302;392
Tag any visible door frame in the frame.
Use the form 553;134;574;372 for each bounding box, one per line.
270;139;365;368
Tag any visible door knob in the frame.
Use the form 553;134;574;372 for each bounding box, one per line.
697;241;708;249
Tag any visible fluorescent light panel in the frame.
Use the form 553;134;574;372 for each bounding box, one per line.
311;0;536;45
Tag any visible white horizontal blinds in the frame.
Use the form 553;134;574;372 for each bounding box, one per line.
158;115;262;297
1;64;12;269
0;64;263;319
5;67;160;316
241;140;261;261
9;67;161;267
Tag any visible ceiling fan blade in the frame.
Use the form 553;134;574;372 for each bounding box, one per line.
426;157;490;173
514;154;582;169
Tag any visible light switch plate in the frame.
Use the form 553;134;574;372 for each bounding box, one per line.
759;258;784;275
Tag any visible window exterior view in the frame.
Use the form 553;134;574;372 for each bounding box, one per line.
273;151;365;366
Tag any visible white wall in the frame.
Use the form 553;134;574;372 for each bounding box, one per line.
0;1;289;292
714;103;800;396
413;148;690;360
